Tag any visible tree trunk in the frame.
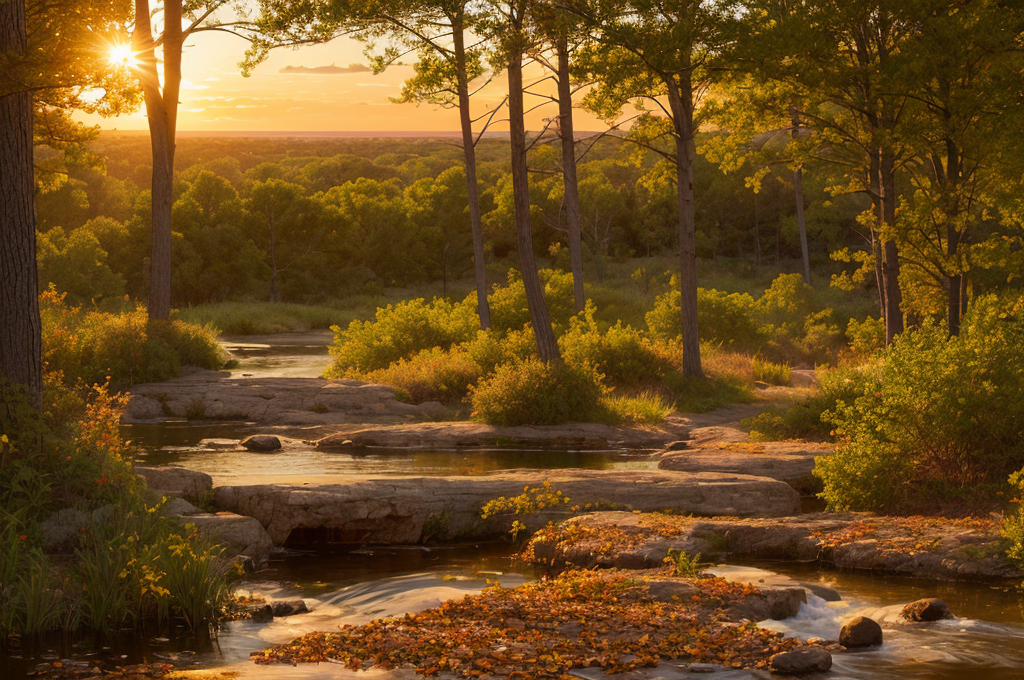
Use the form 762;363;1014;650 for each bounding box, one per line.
556;34;584;313
880;152;903;342
0;0;43;409
753;191;760;267
790;109;810;285
666;80;702;378
135;0;181;322
944;139;962;337
868;150;886;322
508;42;559;363
269;222;278;302
453;24;492;330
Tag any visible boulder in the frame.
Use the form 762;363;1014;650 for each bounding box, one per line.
241;435;282;452
161;497;202;517
769;648;832;675
729;587;806;621
247;604;274;623
271;599;310;617
213;470;801;546
839;616;883;648
39;508;90;553
186;512;274;556
801;583;842;602
901;598;953;622
136;466;213;503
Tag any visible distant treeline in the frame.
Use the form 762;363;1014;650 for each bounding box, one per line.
36;134;865;306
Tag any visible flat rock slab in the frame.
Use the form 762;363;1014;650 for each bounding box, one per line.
123;373;448;425
186;511;274;556
213;470;801;545
524;511;1023;582
316;419;689;452
658;441;829;483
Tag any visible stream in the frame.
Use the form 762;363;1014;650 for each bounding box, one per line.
8;334;1023;679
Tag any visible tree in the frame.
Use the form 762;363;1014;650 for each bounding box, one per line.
301;0;498;328
246;179;323;302
735;0;917;344
573;0;736;377
486;0;561;362
0;0;41;407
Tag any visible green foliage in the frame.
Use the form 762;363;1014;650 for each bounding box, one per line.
489;269;578;335
1003;468;1024;568
480;482;572;541
326;296;478;375
40;290;226;388
363;347;483;404
663;549;709;578
469;359;609;427
846;315;885;357
815;296;1024;513
0;381;232;637
36;226;125;303
664;371;755;414
745;364;877;441
752;357;791;386
559;310;671;387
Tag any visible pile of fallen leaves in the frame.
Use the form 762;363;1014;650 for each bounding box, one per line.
815;515;1000;555
521;513;697;567
252;569;803;678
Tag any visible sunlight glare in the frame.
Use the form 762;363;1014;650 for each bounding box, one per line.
108;43;139;68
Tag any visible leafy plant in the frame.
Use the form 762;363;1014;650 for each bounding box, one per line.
663;548;709;578
469;359;608;426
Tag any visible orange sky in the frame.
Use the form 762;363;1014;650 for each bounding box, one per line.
82;29;610;133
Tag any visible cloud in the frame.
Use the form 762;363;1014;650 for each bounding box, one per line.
280;63;371;75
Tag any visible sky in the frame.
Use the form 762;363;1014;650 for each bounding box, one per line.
82;27;611;134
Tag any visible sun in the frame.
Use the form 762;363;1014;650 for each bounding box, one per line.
108;43;139;68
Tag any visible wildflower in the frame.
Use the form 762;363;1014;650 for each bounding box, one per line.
19;535;27;541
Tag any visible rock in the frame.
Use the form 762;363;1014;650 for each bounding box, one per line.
665;441;689;451
231;554;266;573
270;599;309;617
801;583;842;602
646;580;699;603
658;442;827;483
901;598;953;622
241;435;282;452
136;466;213;503
729;587;806;621
185;512;274;556
769;648;832;675
316;421;689;451
248;604;274;623
839;616;883;648
213;470;801;546
39;508;89;553
161;497;202;517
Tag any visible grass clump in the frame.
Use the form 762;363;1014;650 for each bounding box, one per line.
814;296;1024;514
751;357;791;385
176;301;356;335
602;391;673;426
40;290;226;388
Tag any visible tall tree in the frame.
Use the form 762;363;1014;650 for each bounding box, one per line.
735;0;917;343
574;0;734;377
0;0;41;407
487;0;561;362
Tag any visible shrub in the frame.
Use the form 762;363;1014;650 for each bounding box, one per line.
1003;468;1024;567
489;268;577;335
646;287;762;350
752;357;791;386
464;328;537;375
560;311;670;387
745;364;878;441
470;359;608;426
815;296;1024;513
326;296;478;375
40;290;225;388
363;347;483;404
846;315;885;356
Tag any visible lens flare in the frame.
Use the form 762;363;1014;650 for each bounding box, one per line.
108;43;139;68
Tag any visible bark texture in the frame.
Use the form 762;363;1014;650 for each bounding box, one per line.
667;80;702;378
508;44;560;363
453;23;492;329
556;35;585;313
790;109;810;285
0;0;43;408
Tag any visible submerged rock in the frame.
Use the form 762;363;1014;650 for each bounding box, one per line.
901;598;953;622
839;615;883;648
241;435;282;452
271;599;309;617
769;647;833;674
